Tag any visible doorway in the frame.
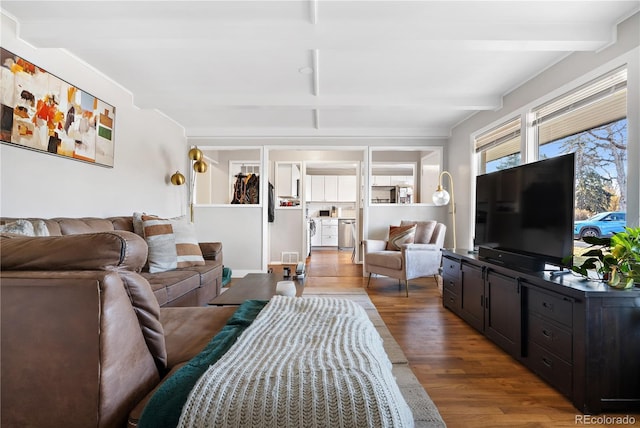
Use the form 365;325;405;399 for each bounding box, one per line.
268;148;366;270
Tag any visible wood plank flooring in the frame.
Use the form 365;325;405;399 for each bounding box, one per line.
267;248;640;428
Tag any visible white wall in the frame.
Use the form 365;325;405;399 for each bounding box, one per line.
270;208;304;264
448;12;640;250
0;13;187;218
193;206;263;276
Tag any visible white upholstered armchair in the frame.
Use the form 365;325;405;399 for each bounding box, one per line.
364;220;446;297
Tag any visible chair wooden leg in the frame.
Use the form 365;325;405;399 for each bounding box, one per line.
367;273;372;288
405;280;409;297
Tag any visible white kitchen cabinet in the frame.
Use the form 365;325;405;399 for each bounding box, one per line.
310;175;325;201
324;176;338;201
321;218;339;246
277;164;293;197
309;175;340;202
276;162;301;199
305;175;312;202
337;176;357;201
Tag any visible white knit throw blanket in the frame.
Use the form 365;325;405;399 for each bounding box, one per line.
178;296;414;428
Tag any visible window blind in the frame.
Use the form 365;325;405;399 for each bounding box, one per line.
474;117;521;163
533;67;627;146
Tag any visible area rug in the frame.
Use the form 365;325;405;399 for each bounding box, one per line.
303;287;447;428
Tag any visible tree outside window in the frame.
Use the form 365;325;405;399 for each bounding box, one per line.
539;118;627;220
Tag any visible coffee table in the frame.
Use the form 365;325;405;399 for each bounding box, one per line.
208;273;304;305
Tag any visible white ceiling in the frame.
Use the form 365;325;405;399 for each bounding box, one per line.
2;1;638;139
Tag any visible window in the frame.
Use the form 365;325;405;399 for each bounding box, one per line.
474;117;521;174
532;67;627;221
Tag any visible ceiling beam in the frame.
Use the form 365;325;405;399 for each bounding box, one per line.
309;0;318;24
312;49;320;97
185;126;452;138
133;93;502;110
18;21;612;52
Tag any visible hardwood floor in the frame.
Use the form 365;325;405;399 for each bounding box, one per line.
283;248;640;428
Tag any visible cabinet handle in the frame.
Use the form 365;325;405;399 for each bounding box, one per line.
542;329;553;340
542;301;554;311
542;357;553;368
485;296;489;309
480;295;484;307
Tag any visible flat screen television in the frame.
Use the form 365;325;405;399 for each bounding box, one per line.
474;153;575;272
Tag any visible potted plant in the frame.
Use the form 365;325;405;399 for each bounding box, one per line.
568;227;640;289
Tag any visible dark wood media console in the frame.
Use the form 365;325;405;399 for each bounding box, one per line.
442;249;640;414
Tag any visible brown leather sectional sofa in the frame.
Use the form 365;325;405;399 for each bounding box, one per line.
1;229;237;427
0;216;223;307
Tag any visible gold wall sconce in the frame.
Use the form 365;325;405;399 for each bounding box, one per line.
170;171;185;186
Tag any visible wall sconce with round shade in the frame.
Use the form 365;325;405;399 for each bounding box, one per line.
433;170;456;249
170;171;185;186
171;147;208;222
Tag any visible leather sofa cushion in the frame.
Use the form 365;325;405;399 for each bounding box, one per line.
56;218;116;235
127;306;240;427
141;270;201;307
188;262;224;303
110;216;135;232
160;306;238;367
180;260;223;285
367;251;403;270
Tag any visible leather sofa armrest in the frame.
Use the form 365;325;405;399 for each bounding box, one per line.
199;242;222;261
1;230;148;272
1;271;161;428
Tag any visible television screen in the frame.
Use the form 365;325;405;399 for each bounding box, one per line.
474;153;575;269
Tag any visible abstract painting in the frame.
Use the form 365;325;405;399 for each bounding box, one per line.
0;47;115;167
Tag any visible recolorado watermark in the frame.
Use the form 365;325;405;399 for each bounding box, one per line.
575;415;636;425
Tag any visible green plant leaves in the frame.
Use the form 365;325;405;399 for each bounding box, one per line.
571;226;639;288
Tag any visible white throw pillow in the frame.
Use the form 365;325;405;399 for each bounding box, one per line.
141;215;178;273
170;219;205;268
0;219;35;236
132;212;148;237
141;215;205;273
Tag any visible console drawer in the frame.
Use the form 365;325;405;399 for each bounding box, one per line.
527;287;573;328
442;257;461;280
528;313;572;362
528;341;573;398
442;273;462;295
443;289;460;313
